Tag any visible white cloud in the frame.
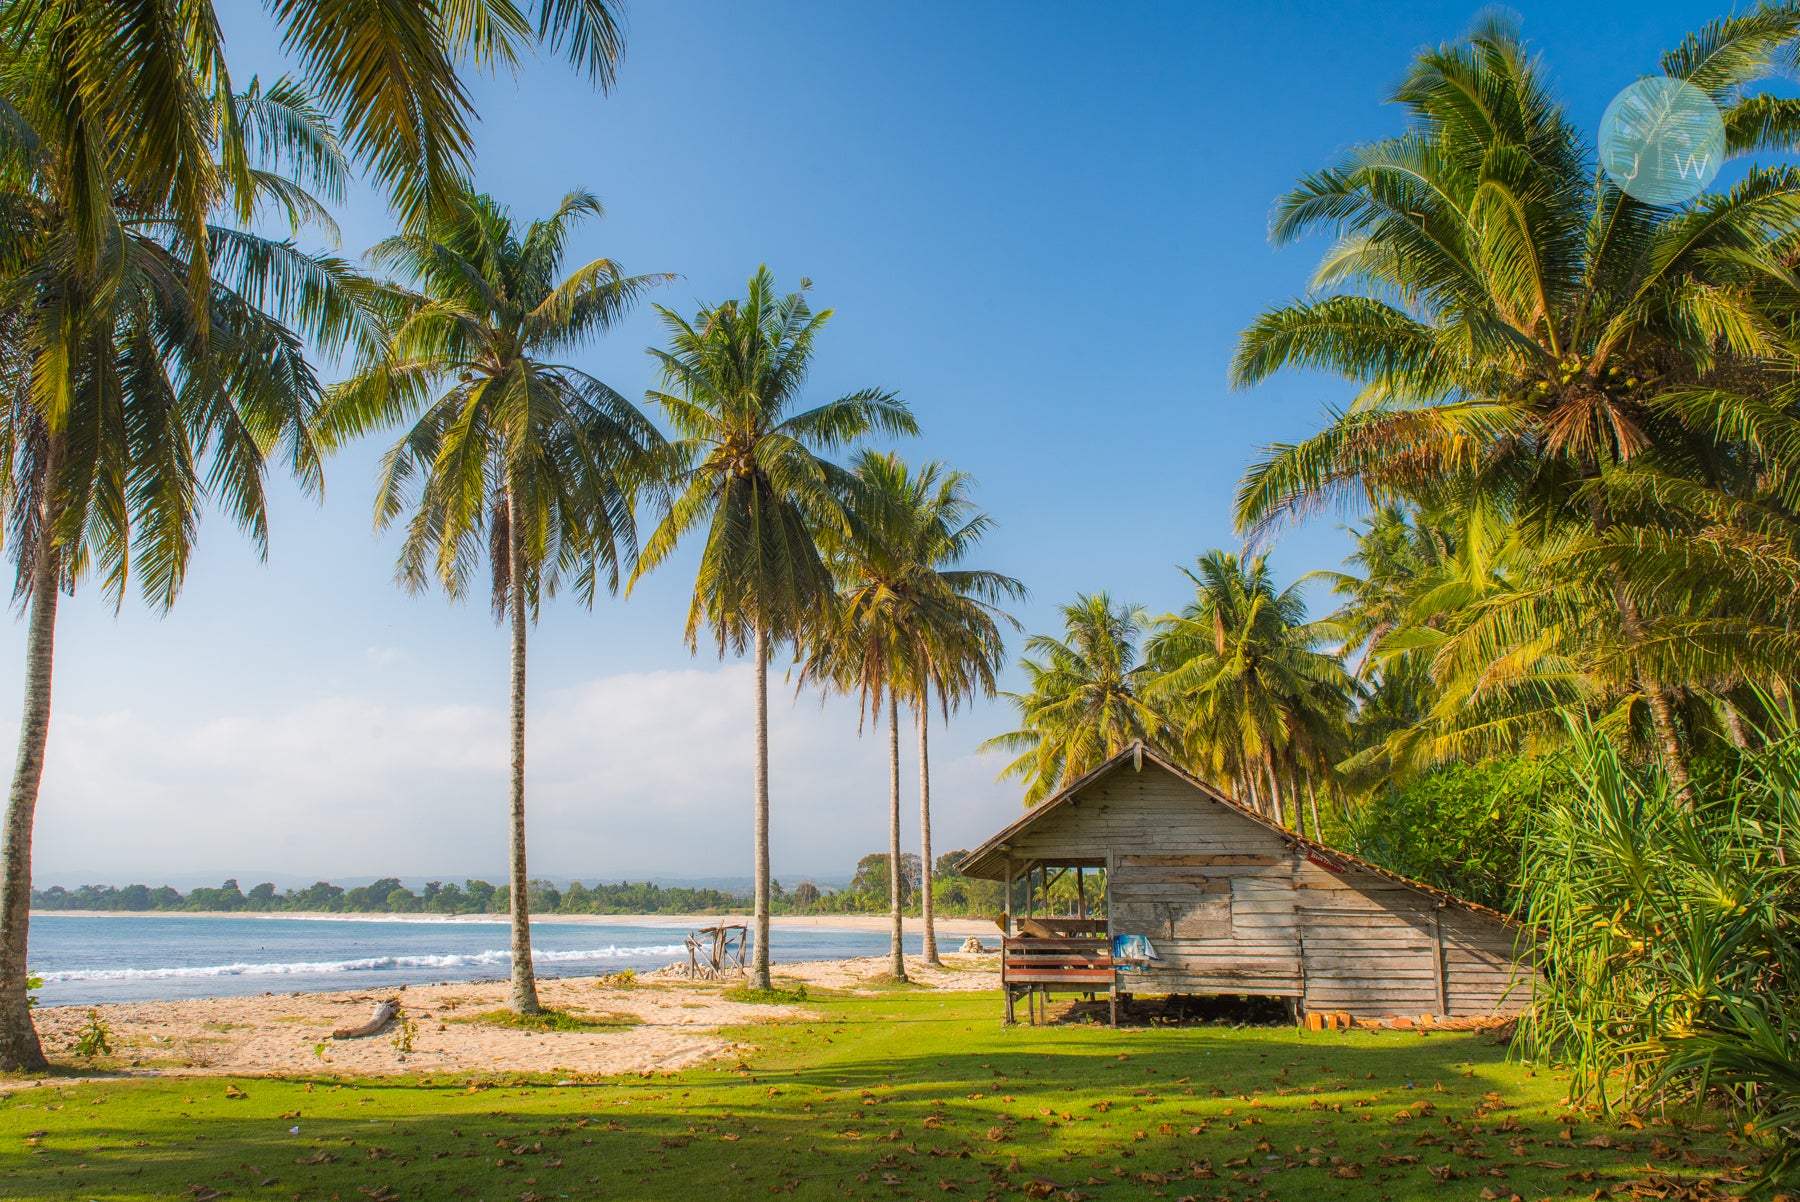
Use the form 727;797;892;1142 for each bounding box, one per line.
363;646;407;669
31;665;1023;887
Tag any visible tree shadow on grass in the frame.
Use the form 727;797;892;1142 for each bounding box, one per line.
0;1005;1747;1202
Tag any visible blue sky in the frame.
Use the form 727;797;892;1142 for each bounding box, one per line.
13;0;1747;887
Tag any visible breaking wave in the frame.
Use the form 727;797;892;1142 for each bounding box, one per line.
37;944;685;983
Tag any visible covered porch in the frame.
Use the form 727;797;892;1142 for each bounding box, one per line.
994;856;1117;1025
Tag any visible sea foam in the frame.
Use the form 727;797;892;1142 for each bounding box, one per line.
37;944;685;982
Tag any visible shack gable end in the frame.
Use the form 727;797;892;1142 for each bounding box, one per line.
992;761;1291;868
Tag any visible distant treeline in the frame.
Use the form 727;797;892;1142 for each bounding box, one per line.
30;853;1006;920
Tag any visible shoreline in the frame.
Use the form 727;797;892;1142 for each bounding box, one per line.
29;909;1002;935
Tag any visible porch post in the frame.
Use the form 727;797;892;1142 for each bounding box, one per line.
1002;857;1015;1026
1003;857;1013;936
1105;849;1118;1027
1026;864;1037;1024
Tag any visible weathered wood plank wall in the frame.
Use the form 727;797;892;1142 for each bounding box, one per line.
997;761;1533;1018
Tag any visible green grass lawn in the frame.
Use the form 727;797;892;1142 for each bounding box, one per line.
0;990;1753;1202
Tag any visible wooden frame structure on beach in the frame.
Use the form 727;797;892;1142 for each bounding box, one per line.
958;742;1535;1025
684;924;750;980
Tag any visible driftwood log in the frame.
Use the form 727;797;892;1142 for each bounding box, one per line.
331;999;400;1039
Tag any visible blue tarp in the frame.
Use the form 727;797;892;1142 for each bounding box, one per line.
1112;933;1159;971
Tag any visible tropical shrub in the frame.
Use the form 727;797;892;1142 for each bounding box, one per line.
1516;722;1798;1188
73;1011;112;1059
1338;758;1549;911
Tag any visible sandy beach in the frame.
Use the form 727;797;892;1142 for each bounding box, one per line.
20;953;1003;1083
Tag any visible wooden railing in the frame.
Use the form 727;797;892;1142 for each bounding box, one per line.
1014;917;1108;938
1002;936;1115;986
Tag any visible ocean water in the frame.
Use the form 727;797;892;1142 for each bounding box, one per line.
27;913;898;1007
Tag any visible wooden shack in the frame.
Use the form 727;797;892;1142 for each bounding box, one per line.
958;743;1534;1024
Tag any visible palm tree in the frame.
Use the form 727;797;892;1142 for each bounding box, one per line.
0;75;370;1070
324;189;668;1014
632;268;915;990
984;594;1165;805
1145;551;1356;829
4;0;629;277
887;463;1022;965
1230;11;1800;792
801;452;1022;975
1324;500;1527;784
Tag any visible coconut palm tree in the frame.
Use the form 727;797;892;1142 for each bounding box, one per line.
1230;11;1800;792
3;0;629;275
1145;551;1357;828
1322;499;1536;784
887;463;1022;966
798;470;917;982
323;189;668;1015
0;73;371;1070
800;452;1022;974
984;594;1165;805
632;268;915;990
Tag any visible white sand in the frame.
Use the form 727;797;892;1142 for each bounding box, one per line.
21;953;1002;1082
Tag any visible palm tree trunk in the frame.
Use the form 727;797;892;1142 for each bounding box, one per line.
886;690;906;981
1585;477;1692;795
1264;757;1286;829
0;514;59;1072
506;484;541;1015
917;699;939;967
1611;573;1692;797
1723;699;1751;751
750;619;773;990
1307;777;1322;845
